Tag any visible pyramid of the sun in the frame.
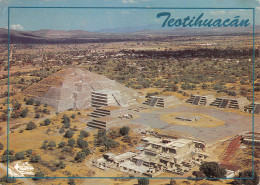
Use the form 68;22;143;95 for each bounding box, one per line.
24;68;138;111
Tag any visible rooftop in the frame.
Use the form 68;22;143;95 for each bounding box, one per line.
114;152;137;162
120;161;149;173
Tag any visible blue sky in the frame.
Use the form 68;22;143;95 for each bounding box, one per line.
0;0;259;32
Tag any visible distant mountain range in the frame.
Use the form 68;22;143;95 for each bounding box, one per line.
0;26;259;44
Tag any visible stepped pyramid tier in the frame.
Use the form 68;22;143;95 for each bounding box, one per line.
91;89;129;108
89;106;129;118
244;102;260;114
143;95;180;108
186;94;215;106
242;132;260;146
24;68;138;112
87;116;118;130
209;96;250;109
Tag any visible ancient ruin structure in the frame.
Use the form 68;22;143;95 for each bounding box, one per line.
143;96;180;108
242;132;260;146
175;114;201;122
244;102;260;114
87;116;119;129
25;68;138;111
209;96;250;109
91;90;128;108
186;95;215;106
87;106;131;129
93;136;207;177
10;161;34;176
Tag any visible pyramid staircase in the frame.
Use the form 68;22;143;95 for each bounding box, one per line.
192;96;201;105
210;98;223;107
89;108;110;118
244;103;255;113
156;98;164;108
186;95;195;104
221;136;242;163
199;96;207;105
87;119;106;129
143;97;153;106
244;103;260;114
91;92;108;108
186;95;205;105
143;97;164;108
219;99;229;108
228;100;239;109
150;97;159;106
112;92;128;107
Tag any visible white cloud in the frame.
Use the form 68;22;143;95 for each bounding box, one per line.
10;24;24;30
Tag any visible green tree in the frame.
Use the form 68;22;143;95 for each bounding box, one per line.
82;148;90;156
30;155;41;163
3;150;14;155
26;121;37;130
80;130;89;138
15;151;26;160
43;118;51;126
33;172;44;181
59;128;65;134
68;139;75;148
64;130;74;138
20;108;29;118
56;161;66;169
68;179;76;185
77;138;88;149
231;170;259;185
62;115;71;124
48;141;56;149
120;126;130;136
201;83;208;90
58;142;66;148
25;149;32;156
1;155;16;163
0;175;16;183
138;178;149;185
104;139;119;151
41;142;48;150
199;162;226;178
34;113;40;118
75;151;86;162
43;108;50;114
169;179;177;185
62;147;73;153
13;103;21;110
26;98;34;105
